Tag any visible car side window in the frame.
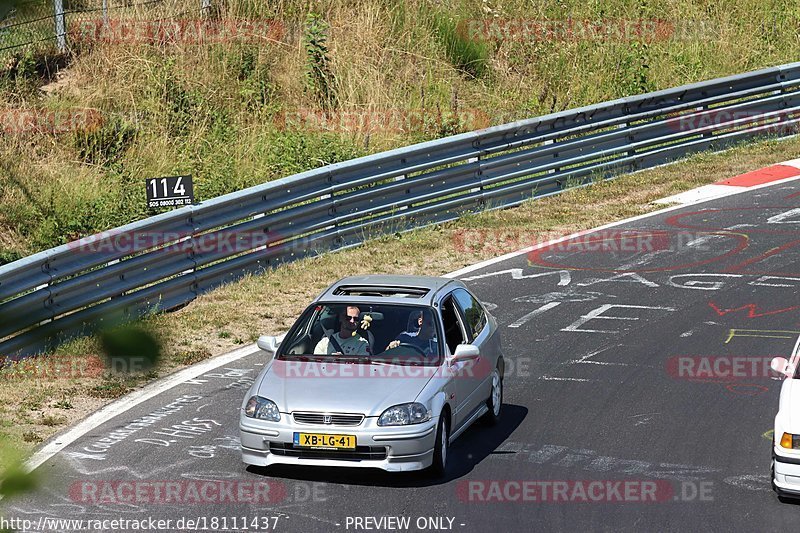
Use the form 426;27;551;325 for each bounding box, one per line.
452;288;486;341
441;296;467;354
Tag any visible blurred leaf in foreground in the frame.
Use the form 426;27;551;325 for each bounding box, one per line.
99;324;161;374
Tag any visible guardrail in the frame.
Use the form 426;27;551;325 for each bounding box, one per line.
3;61;800;358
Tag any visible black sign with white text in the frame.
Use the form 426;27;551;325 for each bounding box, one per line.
146;175;194;209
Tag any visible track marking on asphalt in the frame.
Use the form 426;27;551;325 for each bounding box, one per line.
446;173;800;279
561;304;676;334
630;413;659;426
507;302;562;328
724;329;800;343
539;376;595;382
490;441;771;491
22;172;800;477
568;346;632;367
24;343;260;473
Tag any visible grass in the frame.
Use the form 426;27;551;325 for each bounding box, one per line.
429;8;490;78
1;0;800;259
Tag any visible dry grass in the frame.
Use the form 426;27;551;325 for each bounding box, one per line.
3;0;800;258
2;132;798;466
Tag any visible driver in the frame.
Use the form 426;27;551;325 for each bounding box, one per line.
385;310;438;356
313;305;371;356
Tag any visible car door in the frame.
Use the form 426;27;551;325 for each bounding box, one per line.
439;293;473;430
451;288;493;417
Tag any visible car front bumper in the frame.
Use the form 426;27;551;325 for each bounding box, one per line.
773;448;800;495
240;415;438;472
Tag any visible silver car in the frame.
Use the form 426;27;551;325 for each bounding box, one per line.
239;275;504;475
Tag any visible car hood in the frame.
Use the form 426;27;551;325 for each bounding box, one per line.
256;359;437;416
779;379;800;432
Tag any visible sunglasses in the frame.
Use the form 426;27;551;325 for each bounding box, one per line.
343;315;359;322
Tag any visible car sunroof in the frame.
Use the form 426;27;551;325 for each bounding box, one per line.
333;285;429;298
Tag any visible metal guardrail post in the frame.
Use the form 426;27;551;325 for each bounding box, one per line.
53;0;66;53
700;104;713;139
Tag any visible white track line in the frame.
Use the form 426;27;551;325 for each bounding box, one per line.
23;169;800;473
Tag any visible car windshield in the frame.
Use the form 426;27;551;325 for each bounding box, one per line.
277;303;442;366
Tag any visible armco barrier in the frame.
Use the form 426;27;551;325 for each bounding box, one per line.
2;62;800;357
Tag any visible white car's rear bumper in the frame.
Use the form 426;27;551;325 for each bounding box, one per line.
240;416;438;472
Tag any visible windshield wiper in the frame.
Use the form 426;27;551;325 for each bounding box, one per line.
327;354;373;364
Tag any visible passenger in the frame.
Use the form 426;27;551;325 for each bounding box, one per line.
385;311;438;356
313;305;371;356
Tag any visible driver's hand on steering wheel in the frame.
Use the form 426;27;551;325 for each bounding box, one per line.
386;340;401;350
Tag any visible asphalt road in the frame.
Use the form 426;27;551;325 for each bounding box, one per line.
4;179;800;532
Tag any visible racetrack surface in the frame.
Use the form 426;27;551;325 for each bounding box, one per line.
4;179;800;532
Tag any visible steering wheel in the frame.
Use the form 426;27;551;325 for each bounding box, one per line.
394;342;426;356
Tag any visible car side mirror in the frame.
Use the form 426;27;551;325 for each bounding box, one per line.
771;356;791;377
452;344;480;362
257;335;280;355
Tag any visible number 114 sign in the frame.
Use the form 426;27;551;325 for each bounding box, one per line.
146;175;194;209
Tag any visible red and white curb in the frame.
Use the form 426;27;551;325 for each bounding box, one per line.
655;158;800;205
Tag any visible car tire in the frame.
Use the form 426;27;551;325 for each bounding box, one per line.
428;415;449;478
481;365;503;426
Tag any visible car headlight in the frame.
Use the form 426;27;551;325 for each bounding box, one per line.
378;403;431;426
244;396;281;422
780;432;800;449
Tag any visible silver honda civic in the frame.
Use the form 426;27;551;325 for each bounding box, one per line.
239;274;504;475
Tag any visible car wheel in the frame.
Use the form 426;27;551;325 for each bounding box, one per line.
481;365;503;426
428;415;449;477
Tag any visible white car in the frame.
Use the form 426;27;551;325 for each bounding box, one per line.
771;335;800;501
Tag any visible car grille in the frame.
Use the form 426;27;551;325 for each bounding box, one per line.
292;412;364;426
268;442;387;461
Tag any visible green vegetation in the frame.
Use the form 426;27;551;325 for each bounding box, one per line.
430;9;489;78
303;12;338;108
1;0;799;261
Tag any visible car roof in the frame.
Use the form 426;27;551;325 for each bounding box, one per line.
314;275;460;306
